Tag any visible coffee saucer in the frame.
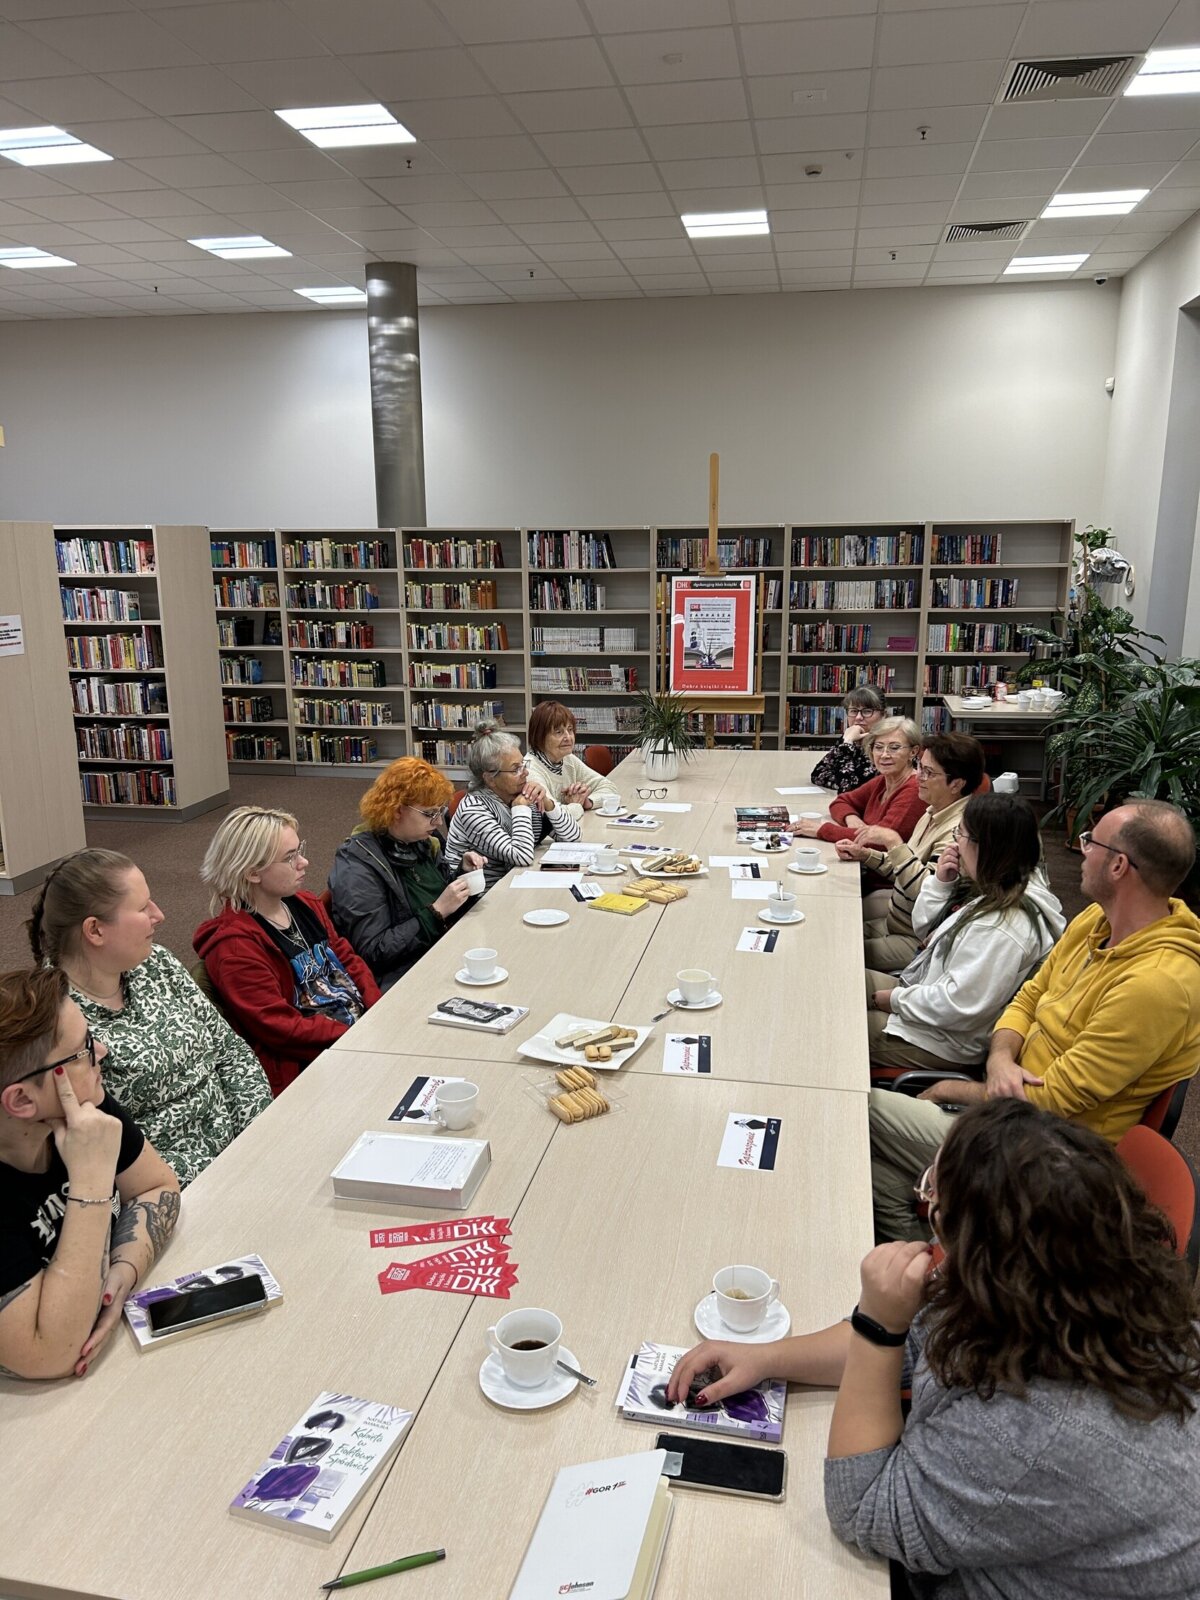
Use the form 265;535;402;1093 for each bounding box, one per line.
667;988;723;1011
791;811;824;821
523;909;569;928
595;807;629;819
479;1346;580;1410
759;908;805;925
788;863;829;877
586;863;625;876
693;1293;792;1344
751;840;790;854
455;966;509;986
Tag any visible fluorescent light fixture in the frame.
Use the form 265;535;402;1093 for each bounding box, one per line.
275;102;415;149
189;235;292;260
0;246;75;268
1126;47;1200;96
681;209;769;239
295;286;367;306
1004;253;1090;275
1042;188;1148;218
0;125;111;166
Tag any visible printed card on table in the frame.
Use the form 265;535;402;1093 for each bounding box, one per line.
731;881;778;901
709;855;760;868
728;863;761;880
662;1034;711;1075
736;926;779;952
641;801;691;813
369;1216;511;1249
776;786;826;796
570;882;604;902
389;1074;466;1125
717;1113;782;1171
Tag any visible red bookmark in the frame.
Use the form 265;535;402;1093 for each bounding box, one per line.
409;1241;511;1270
370;1216;511;1249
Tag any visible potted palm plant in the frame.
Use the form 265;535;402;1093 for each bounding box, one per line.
636;689;697;783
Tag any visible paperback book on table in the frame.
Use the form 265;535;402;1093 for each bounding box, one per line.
331;1131;491;1210
509;1449;673;1600
123;1253;282;1350
427;998;529;1034
734;806;791;831
614;1342;785;1445
230;1391;412;1542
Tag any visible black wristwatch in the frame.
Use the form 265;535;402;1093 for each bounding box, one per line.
850;1304;909;1347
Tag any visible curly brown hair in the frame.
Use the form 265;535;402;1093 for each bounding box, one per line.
924;1100;1200;1421
359;757;454;833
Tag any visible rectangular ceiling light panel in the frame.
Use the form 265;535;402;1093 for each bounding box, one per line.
296;287;367;305
1127;49;1200;96
189;235;291;259
1042;188;1148;218
0;126;111;166
275;103;415;149
0;245;75;268
1004;253;1090;274
681;209;769;239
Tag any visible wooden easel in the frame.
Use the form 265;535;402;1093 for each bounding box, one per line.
663;453;767;749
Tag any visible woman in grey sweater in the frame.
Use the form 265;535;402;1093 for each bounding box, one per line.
670;1100;1200;1598
445;724;581;890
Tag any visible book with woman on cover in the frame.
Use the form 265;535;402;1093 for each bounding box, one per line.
614;1341;785;1445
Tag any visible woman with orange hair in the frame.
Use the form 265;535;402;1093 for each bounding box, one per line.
327;757;487;991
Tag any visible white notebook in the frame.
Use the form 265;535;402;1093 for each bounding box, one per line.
509;1450;673;1600
330;1132;491;1211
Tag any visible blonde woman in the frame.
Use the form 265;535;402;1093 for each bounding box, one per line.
194;807;380;1095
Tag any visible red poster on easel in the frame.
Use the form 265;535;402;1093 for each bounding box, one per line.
669;576;757;696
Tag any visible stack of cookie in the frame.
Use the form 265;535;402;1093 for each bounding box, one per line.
549;1066;611;1123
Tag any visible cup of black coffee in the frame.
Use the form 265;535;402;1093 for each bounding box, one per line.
485;1308;562;1388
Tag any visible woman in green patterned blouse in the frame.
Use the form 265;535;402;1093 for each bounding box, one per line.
28;849;272;1187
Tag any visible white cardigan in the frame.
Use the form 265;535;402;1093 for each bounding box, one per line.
524;749;619;824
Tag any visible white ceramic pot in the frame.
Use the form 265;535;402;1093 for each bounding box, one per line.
644;749;679;783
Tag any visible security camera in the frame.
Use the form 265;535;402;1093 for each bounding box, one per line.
1094;274;1108;286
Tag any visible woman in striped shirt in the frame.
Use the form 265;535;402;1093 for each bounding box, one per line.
445;724;581;891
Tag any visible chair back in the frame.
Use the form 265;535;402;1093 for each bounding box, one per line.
1139;1076;1191;1140
1117;1123;1200;1274
448;788;467;820
583;744;614;776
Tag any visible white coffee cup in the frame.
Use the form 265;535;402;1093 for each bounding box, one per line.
713;1265;780;1333
486;1307;562;1389
434;1080;479;1131
464;947;498;980
766;888;797;918
461;867;486;897
596;793;621;815
1016;690;1033;708
795;846;821;871
677;968;716;1005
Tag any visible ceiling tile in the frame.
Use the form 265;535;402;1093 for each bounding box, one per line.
536;255;630;274
348;227;428;249
534;127;649;165
764;199;859;225
983;99;1110;140
454;245;538;264
671;183;764;210
461;168;571;198
0;168;69;201
511;219;602;244
63;116;210;160
971;136;1089;173
489;196;586;223
1013;0;1176;56
396;200;500;227
957;169;1056;201
16;193;129;222
1020;224;1108;250
559;162;665;193
600;26;741;83
625;78;748;125
747;69;871;119
868;105;988;147
1078;132;1200;167
870;60;1006;112
1060;163;1177;191
437;0;590;42
861;174;961;203
704;268;778;284
866;139;980;176
771;227;856;249
760;162;861;194
469;37;613;93
735;0;876;17
642;121;754;160
103;65;262;115
857;222;942;246
344;48;492;100
532;239;619;259
0;23;84;79
577;190;674;218
1160;160;1200;189
423;134;547;171
181;181;300;211
739;16;876;75
504;86;632;132
778;266;852;284
595;216;685;240
167;110;295;149
630;269;707;285
656;155;761;188
112;192;222;220
610;236;697;257
367;173;479;203
271;177;380;207
858;201;953;227
285;0;457;53
222;56;376;104
145;1;326;62
227;147;342;183
1142;186;1200;211
76;217;178;243
586;0;731;29
129;152;259;187
49;161;166;193
757;112;867;153
402;96;524;141
856;242;935;264
425;223;520;246
878;6;1022;66
559;276;639;294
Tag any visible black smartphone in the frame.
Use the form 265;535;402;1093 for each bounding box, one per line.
146;1273;268;1337
653;1433;787;1502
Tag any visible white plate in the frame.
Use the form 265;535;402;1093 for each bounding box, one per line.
751;840;791;854
517;1012;652;1070
479;1345;580;1410
693;1293;792;1344
523;909;570;928
792;811;824;820
455;966;509;986
758;908;805;925
788;862;829;877
638;865;707;880
667;988;723;1012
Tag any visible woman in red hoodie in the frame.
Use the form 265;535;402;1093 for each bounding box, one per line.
194;807;381;1096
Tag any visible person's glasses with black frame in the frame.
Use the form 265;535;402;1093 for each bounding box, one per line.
12;1028;96;1085
637;787;668;801
1079;830;1139;872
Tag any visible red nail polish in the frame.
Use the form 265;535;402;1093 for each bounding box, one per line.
103;1294;112;1306
54;1066;64;1075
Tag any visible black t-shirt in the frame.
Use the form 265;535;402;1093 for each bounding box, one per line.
0;1094;144;1298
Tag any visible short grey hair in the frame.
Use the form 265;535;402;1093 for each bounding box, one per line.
466;723;522;791
866;715;921;755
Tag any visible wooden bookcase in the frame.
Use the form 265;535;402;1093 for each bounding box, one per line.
0;523;87;893
55;525;228;819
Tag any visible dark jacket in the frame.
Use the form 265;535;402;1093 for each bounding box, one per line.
328;831;465;991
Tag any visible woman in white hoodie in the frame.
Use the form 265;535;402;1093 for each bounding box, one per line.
866;793;1064;1072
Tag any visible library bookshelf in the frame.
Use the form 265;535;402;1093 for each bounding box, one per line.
54;525;228;820
206;520;1071;789
0;524;86;893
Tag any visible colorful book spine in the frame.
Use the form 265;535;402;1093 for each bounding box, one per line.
788;621;873;652
65;630;164;671
220;657;266;685
223;696;276;723
656;535;774;568
80;769;176;807
528;575;606;611
527;530;617;569
227;733;287;761
213;576;280;608
56;537;156;575
210;538;277;568
790;530;922;567
294;697;393;727
411;699;505;732
77;723;172;761
290;657;387;689
404;580;498;610
287;619;375;648
931;532;1001;564
787;663;895;692
405;537;503;569
282;539;390;569
71;677;168;716
60;587;141;622
406;621;509;650
285;581;379;610
408;659;498;689
296;733;380;764
931;575;1020;608
789;578;917;610
530;626;637;652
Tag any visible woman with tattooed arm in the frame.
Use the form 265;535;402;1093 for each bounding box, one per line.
0;968;179;1382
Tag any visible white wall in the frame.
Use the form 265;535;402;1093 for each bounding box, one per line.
0;282;1118;531
1102;209;1200;642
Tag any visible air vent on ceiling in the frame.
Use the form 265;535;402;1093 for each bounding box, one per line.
1001;56;1137;102
945;221;1028;242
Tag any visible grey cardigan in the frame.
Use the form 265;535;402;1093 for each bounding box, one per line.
825;1324;1200;1598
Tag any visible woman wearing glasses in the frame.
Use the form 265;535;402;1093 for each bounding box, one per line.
194;807;381;1095
445;723;582;891
327;757;488;991
796;718;924;890
668;1100;1200;1596
524;701;619;821
866;794;1063;1071
27;848;270;1186
809;687;888;795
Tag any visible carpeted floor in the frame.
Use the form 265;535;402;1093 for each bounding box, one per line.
2;776;1198;1167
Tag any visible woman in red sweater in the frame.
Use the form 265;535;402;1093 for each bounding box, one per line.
797;718;924;888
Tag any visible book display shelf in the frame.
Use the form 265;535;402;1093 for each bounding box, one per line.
55;525;229;820
205;520;1071;790
0;524;86;893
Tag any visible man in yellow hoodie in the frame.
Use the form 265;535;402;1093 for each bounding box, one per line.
869;798;1200;1241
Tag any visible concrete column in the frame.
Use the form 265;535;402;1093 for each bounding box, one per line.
365;261;426;527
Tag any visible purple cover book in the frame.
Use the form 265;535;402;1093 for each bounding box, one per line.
615;1341;785;1445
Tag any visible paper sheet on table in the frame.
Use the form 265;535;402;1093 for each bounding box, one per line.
709;855;761;867
731;880;781;901
640;801;691;813
776;786;826;795
509;871;583;888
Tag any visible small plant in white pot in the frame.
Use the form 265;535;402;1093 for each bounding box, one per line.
636;689;696;782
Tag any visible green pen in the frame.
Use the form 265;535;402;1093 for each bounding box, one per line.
320;1548;446;1590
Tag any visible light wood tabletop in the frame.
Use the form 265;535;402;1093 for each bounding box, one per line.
942;693;1058;722
338;1072;885;1599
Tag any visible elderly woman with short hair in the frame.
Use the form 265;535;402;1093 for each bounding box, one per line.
525;700;619;822
445;723;581;890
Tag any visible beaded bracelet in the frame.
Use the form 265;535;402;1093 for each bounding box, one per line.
64;1184;116;1207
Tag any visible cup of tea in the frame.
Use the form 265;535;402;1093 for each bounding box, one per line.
677;968;716;1005
461;867;486;897
485;1307;562;1388
713;1266;780;1333
434;1080;479;1131
766;888;797;919
464;947;498;981
794;846;821;871
596;793;621;815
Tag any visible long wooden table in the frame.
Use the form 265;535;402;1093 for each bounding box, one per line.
0;751;887;1600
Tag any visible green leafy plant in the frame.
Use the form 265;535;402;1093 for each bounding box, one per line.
635;689;697;762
